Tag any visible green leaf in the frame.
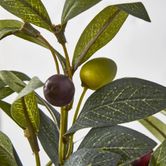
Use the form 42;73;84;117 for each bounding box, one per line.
15;76;43;100
68;78;166;134
64;148;121;166
72;2;151;71
11;77;43;131
0;0;53;31
38;110;59;166
11;92;39;131
79;125;156;164
161;110;166;116
0;131;18;166
0;70;26;93
140;116;166;142
13;147;23;166
0;19;22;39
149;139;166;166
0;100;11;117
61;0;102;24
0;87;14;99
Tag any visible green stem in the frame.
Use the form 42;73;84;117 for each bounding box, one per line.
59;108;68;165
46;161;52;166
66;87;88;158
38;35;60;74
35;151;41;166
21;97;41;166
61;43;72;78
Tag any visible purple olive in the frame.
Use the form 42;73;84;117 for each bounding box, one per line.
43;74;75;107
132;151;152;166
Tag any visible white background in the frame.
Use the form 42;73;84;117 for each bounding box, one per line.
0;0;166;165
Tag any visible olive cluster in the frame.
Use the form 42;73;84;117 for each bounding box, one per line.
43;57;117;107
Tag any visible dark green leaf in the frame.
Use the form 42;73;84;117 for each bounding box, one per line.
72;2;151;70
38;110;59;166
0;100;11;117
13;147;23;166
0;19;22;39
0;87;14;99
149;139;166;166
61;0;102;24
0;131;18;166
140;116;166;142
0;80;5;88
117;2;151;22
11;71;30;81
64;148;121;166
68;78;166;133
0;70;26;93
0;0;53;31
79;125;156;164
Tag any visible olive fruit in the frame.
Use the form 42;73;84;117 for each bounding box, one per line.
80;57;117;90
132;151;152;166
43;74;75;107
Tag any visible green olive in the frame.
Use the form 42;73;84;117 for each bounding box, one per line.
80;57;117;90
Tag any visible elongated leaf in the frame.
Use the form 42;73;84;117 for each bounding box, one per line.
38;110;59;166
68;78;166;134
0;20;67;74
13;147;23;166
0;19;22;39
0;100;11;117
0;87;14;99
0;80;5;88
11;77;43;131
79;125;156;164
0;70;26;93
0;0;52;31
11;92;40;131
61;0;102;24
140;116;166;142
15;76;43;100
72;2;151;70
149;139;166;166
64;148;121;166
0;131;18;166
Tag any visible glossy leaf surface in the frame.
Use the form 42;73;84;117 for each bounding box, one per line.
68;78;166;133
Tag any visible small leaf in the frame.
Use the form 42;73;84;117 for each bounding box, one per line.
0;0;53;31
72;2;151;70
10;76;43;131
140;116;166;142
0;19;22;39
15;76;43;100
0;100;12;118
38;110;59;166
79;125;156;164
64;148;121;166
11;92;40;131
61;0;102;24
0;131;18;166
149;139;166;166
0;87;14;99
68;78;166;134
